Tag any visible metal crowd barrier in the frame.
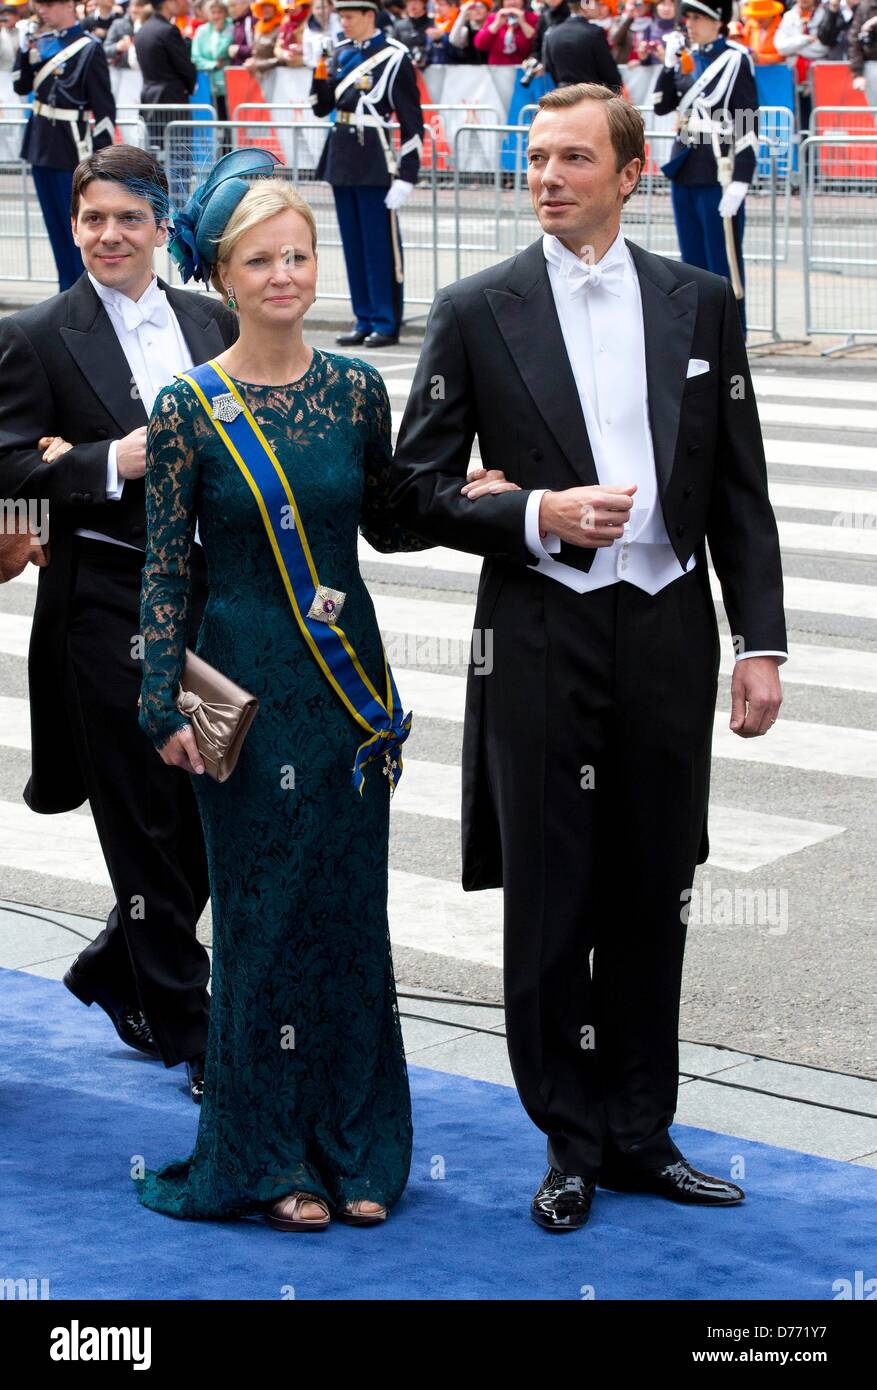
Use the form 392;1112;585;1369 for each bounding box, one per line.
0;103;212;284
450;122;790;345
800;133;877;354
0;140;54;283
809;105;877;138
0;114;146;282
233;102;500;120
115;103;216;123
2;106;870;354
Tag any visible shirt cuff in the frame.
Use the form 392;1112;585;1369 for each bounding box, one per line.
525;488;561;558
105;440;125;500
735;649;788;665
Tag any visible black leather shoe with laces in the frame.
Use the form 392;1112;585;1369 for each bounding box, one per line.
598;1156;745;1205
530;1166;596;1231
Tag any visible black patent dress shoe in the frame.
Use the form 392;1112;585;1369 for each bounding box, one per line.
63;966;160;1059
186;1054;206;1104
598;1156;745;1205
530;1167;596;1231
335;329;368;346
363;331;398;348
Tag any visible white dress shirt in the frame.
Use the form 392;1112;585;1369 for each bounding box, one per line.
76;272;199;550
524;229;787;664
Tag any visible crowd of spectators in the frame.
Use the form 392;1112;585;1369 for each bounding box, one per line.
1;0;873;95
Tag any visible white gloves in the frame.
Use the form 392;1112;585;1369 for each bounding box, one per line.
663;31;686;68
718;180;749;218
384;179;414;211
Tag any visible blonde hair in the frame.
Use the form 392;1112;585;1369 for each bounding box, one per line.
209;178;318;297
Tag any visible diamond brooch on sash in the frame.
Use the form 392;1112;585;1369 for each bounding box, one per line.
211;392;243;423
307;584;347;624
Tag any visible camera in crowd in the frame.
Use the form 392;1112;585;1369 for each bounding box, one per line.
519;55;541;88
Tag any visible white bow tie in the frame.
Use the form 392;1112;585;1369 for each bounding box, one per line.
114;287;169;334
561;256;625;297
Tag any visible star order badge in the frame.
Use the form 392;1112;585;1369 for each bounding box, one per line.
307;584;347;624
211;392;243;423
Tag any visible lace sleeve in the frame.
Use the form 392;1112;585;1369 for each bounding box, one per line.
358;361;433;555
138;381;198;752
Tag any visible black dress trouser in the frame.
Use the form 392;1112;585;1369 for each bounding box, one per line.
63;535;211;1067
482;561;720;1176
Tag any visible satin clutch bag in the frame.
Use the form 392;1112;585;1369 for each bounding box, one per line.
173;648;259;783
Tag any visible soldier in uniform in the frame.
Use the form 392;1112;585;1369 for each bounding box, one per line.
311;0;423;347
654;0;758;337
14;0;115;290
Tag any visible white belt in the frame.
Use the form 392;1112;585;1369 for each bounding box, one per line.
31;100;84;122
334;111;391;129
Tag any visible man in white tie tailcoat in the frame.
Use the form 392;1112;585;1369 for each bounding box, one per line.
0;144;238;1103
390;82;787;1230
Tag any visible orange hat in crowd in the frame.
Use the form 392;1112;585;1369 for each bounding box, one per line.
251;0;285;31
742;0;785;16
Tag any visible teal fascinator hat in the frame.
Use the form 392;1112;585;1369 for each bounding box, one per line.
169;148;284;285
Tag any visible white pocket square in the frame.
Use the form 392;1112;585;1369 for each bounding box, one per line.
686;358;710;379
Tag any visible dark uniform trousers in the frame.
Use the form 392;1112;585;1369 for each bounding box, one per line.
333;184;403;339
64;536;211;1067
671;182;747;338
482;560;720;1176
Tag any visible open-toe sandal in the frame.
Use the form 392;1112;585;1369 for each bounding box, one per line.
336;1198;388;1226
266;1191;331;1232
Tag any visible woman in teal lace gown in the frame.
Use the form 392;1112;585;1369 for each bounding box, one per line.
135;164;484;1231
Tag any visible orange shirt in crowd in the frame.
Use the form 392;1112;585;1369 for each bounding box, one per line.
739;0;786;65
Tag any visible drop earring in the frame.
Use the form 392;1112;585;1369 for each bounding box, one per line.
226;285;237;312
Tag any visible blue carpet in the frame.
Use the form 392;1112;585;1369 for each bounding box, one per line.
2;966;874;1300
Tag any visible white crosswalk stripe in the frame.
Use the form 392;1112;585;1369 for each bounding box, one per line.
0;779;844;886
779;519;877;557
371;576;877;625
389;760;845;872
750;374;877;403
763;440;877;474
0;366;874;971
768;482;877;516
755;403;877;431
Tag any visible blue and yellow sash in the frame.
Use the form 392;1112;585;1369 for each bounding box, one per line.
179;358;411;794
